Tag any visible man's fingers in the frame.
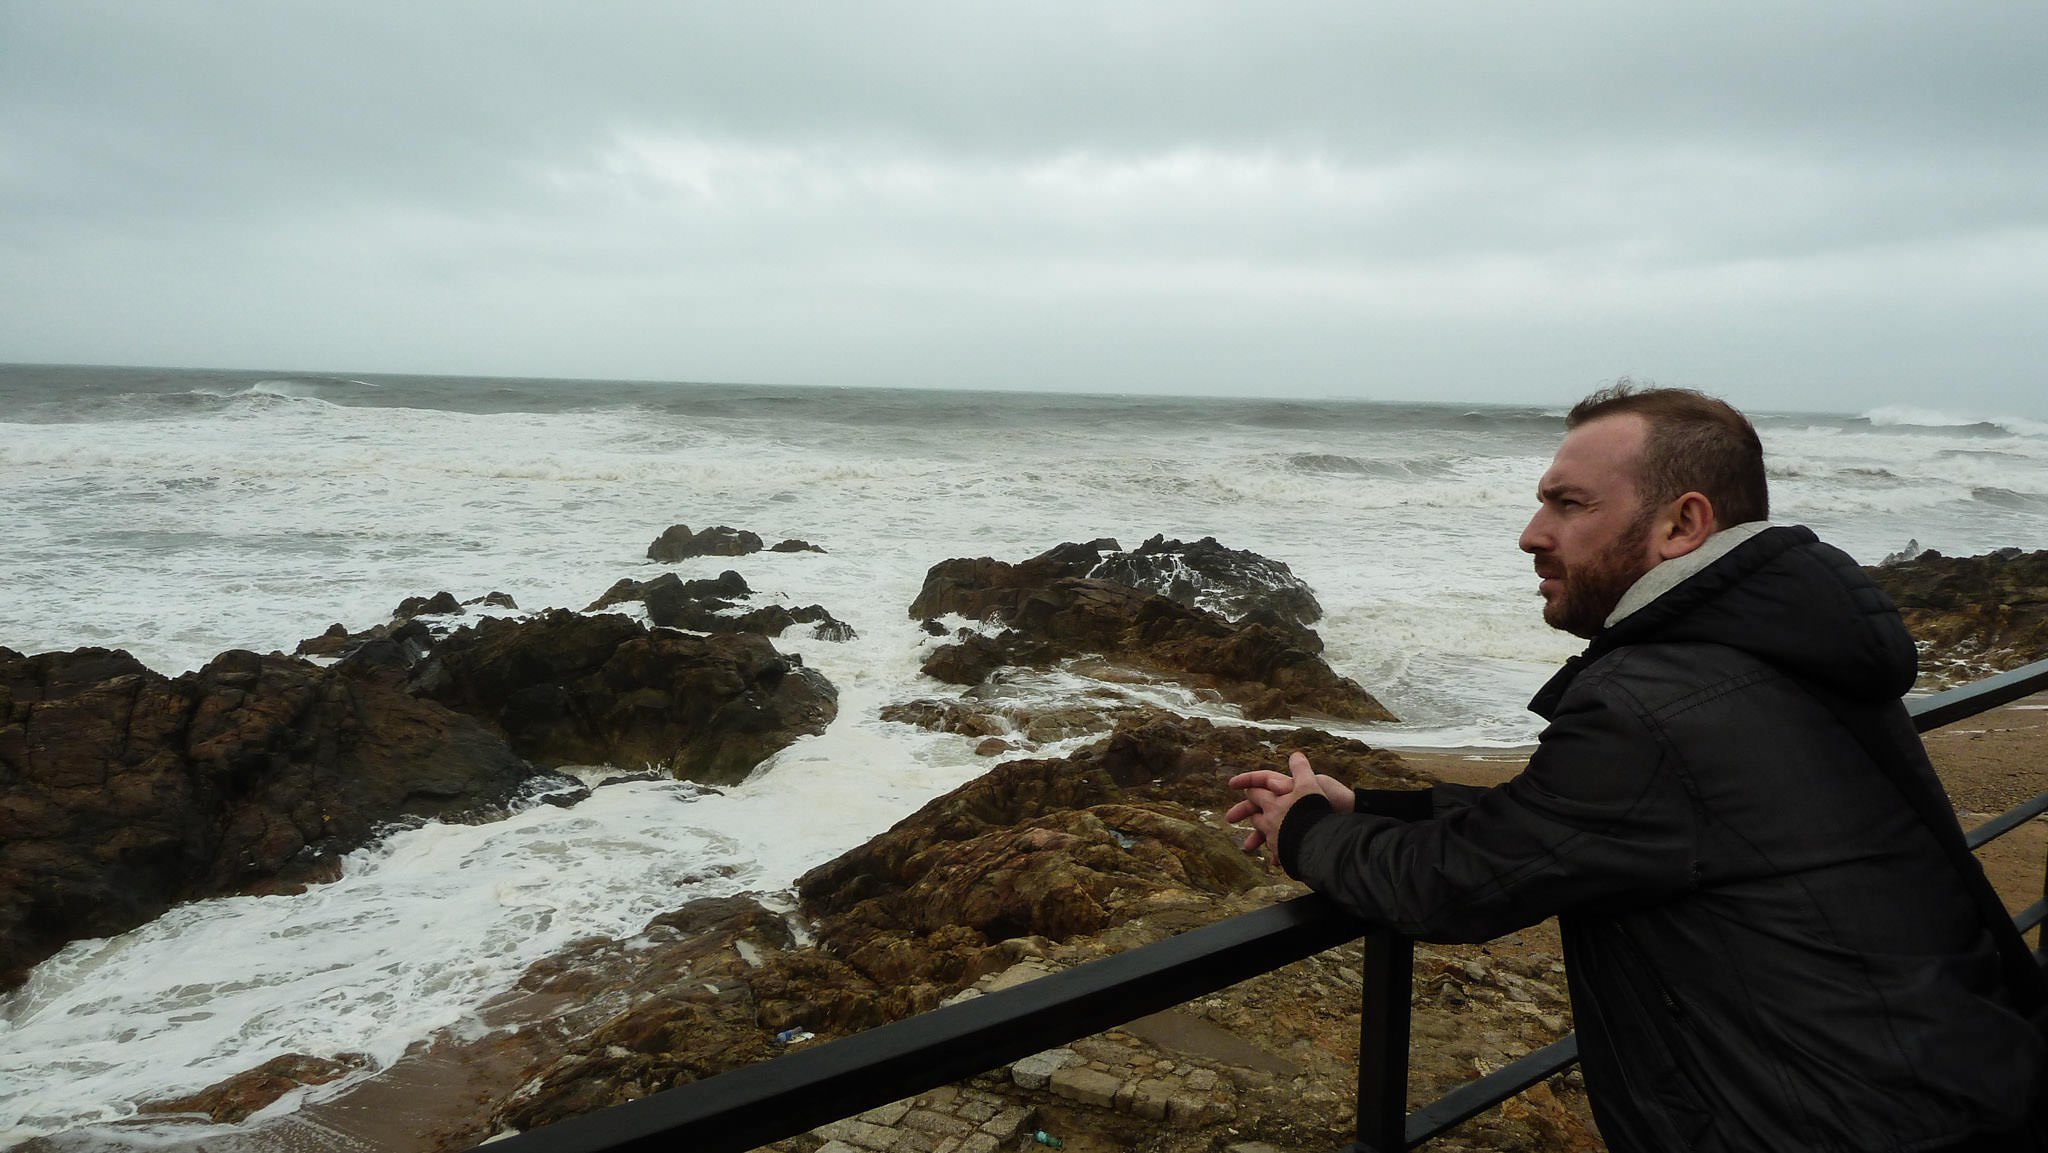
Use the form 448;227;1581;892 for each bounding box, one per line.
1289;751;1316;784
1227;769;1290;794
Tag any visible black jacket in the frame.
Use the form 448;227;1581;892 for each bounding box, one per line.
1280;526;2044;1152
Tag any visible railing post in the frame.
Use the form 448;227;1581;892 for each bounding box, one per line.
1355;931;1415;1152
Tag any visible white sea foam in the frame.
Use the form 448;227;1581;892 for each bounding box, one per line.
2;369;2046;1143
1861;405;2048;438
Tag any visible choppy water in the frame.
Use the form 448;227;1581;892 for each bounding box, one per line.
4;364;2046;1145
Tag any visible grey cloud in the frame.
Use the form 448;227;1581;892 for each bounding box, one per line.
1;2;2044;413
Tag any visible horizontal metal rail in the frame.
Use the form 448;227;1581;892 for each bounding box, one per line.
1908;657;2048;732
487;895;1370;1152
488;656;2048;1153
1401;1035;1580;1146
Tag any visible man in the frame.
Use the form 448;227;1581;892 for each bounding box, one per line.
1229;385;2044;1152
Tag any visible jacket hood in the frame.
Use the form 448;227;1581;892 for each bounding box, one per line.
1532;525;1919;717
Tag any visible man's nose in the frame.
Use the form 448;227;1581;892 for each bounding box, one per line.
1518;511;1547;555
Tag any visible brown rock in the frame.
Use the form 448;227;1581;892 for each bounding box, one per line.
138;1052;371;1124
0;646;542;990
1869;547;2048;685
491;896;796;1132
917;576;1394;722
646;524;764;562
405;609;838;784
787;716;1422;1029
588;571;854;642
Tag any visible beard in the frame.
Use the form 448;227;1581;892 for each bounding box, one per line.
1539;506;1658;639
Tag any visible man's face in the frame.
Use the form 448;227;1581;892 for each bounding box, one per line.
1519;414;1662;638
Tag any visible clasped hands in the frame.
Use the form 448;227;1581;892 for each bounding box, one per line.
1225;751;1356;865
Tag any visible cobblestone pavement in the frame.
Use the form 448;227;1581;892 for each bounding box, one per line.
757;960;1312;1153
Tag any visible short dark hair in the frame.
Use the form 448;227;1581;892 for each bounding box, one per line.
1566;381;1769;526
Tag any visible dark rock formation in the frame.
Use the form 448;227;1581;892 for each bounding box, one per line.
403;610;838;784
294;616;436;666
295;591;519;661
587;571;855;642
1094;534;1324;631
770;539;827;554
647;524;764;562
491;896;794;1132
1868;546;2048;685
914;573;1394;722
395;590;462;618
0;646;548;990
880;695;1177;750
138;1052;372;1124
905;538;1385;722
908;538;1122;623
913;536;1323;646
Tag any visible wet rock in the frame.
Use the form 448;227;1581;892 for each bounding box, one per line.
913;536;1322;644
490;895;797;1132
783;717;1422;1030
0;646;543;989
880;695;1177;750
588;571;856;643
138;1052;372;1124
907;539;1122;622
770;538;827;554
395;590;463;619
294;622;354;658
881;698;1013;739
647;524;764;562
1868;546;2048;685
1092;534;1324;633
404;609;837;784
916;575;1393;722
295;617;438;677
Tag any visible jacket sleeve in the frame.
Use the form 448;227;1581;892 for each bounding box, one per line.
1352;782;1494;822
1279;672;1700;943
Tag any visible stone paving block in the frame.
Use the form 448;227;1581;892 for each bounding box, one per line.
1183;1068;1220;1092
857;1099;913;1126
1128;1077;1174;1121
891;1132;936;1153
812;1117;897;1150
816;1142;865;1153
954;1135;1001;1153
953;1093;1000;1123
1010;1047;1081;1090
902;1108;974;1138
1168;1091;1220;1127
1049;1066;1122;1108
981;1105;1033;1140
918;1085;959;1110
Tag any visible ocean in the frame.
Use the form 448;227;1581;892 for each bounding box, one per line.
4;363;2047;1147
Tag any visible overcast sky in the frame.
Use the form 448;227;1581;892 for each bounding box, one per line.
3;3;2044;415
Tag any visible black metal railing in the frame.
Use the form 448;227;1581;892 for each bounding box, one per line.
489;656;2048;1153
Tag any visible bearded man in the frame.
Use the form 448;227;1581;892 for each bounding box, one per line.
1229;385;2044;1152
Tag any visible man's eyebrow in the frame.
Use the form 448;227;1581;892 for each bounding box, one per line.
1538;483;1591;502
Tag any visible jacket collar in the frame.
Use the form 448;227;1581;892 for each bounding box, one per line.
1603;521;1775;629
1529;524;1818;719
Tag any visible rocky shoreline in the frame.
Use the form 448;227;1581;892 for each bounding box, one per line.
6;533;2044;1153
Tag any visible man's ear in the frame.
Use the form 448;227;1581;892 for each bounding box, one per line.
1655;491;1716;560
